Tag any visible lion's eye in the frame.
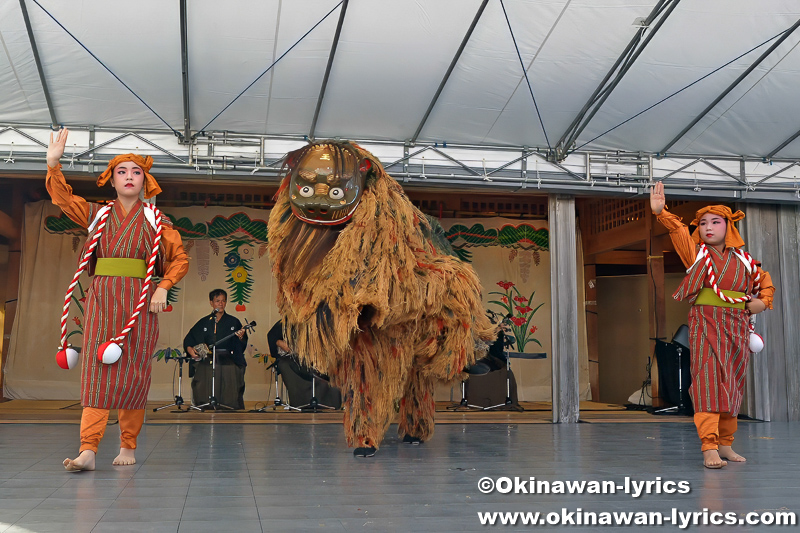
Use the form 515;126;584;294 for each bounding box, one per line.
329;187;344;200
298;185;314;198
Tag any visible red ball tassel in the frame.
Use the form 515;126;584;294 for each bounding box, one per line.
56;347;79;370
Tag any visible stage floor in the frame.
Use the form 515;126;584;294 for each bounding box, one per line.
0;398;797;532
0;417;798;532
0;400;693;425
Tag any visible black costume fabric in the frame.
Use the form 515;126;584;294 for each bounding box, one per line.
267;320;285;359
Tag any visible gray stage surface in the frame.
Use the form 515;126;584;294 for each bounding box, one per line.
0;420;798;532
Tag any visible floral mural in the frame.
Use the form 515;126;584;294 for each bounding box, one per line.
489;281;545;353
444;222;548;263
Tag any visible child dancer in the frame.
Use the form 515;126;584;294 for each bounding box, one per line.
650;182;774;468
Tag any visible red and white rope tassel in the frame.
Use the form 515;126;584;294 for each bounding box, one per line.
699;243;764;353
57;203;163;368
56;203;113;369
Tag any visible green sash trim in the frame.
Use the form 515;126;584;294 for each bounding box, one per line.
95;258;147;279
694;288;746;310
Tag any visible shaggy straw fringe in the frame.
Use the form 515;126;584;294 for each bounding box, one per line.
268;145;495;449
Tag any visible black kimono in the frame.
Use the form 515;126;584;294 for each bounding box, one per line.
183;312;248;409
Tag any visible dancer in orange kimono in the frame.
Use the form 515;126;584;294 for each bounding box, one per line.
46;128;189;471
651;182;774;468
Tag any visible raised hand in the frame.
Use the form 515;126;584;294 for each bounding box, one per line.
650;181;665;215
47;127;69;167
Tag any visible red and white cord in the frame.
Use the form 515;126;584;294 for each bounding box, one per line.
699;242;761;333
59;203;112;350
59;203;163;351
109;205;162;344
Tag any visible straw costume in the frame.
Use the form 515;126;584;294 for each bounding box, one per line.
268;141;495;456
48;154;188;459
656;205;774;460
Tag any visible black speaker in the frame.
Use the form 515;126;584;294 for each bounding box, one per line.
654;339;693;413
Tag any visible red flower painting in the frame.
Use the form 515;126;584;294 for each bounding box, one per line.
66;280;86;344
489;280;544;352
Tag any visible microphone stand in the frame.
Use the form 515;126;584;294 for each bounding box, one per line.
654;342;688;415
296;368;336;412
197;319;256;412
153;349;202;412
252;353;301;412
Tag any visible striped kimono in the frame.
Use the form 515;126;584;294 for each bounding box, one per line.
80;201;160;409
674;247;755;416
47;165;188;410
658;208;774;416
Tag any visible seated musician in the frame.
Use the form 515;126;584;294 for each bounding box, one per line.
267;320;291;359
266;320;342;409
184;289;248;409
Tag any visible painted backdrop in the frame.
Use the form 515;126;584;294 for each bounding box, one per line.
5;203;588;403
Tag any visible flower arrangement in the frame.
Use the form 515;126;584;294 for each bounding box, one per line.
489;280;544;352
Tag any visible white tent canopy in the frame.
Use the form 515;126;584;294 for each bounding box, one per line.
3;0;800;200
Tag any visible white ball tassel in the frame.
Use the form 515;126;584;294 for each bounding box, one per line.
749;315;764;353
97;341;123;364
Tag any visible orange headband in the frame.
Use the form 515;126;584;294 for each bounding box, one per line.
97;154;162;199
690;205;745;249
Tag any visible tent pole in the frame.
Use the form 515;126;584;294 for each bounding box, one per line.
179;0;191;143
19;0;59;129
660;17;800;156
410;0;490;144
309;0;349;141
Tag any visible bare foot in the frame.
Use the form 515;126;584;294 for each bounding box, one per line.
718;445;746;462
112;448;136;466
63;450;95;472
702;449;728;469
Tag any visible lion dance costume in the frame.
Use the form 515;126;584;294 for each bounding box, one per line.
268;141;495;456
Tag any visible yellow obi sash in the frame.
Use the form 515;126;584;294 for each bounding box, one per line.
694;288;746;310
95;258;147;279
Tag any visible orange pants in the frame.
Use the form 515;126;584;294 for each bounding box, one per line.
694;411;737;452
79;407;145;453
